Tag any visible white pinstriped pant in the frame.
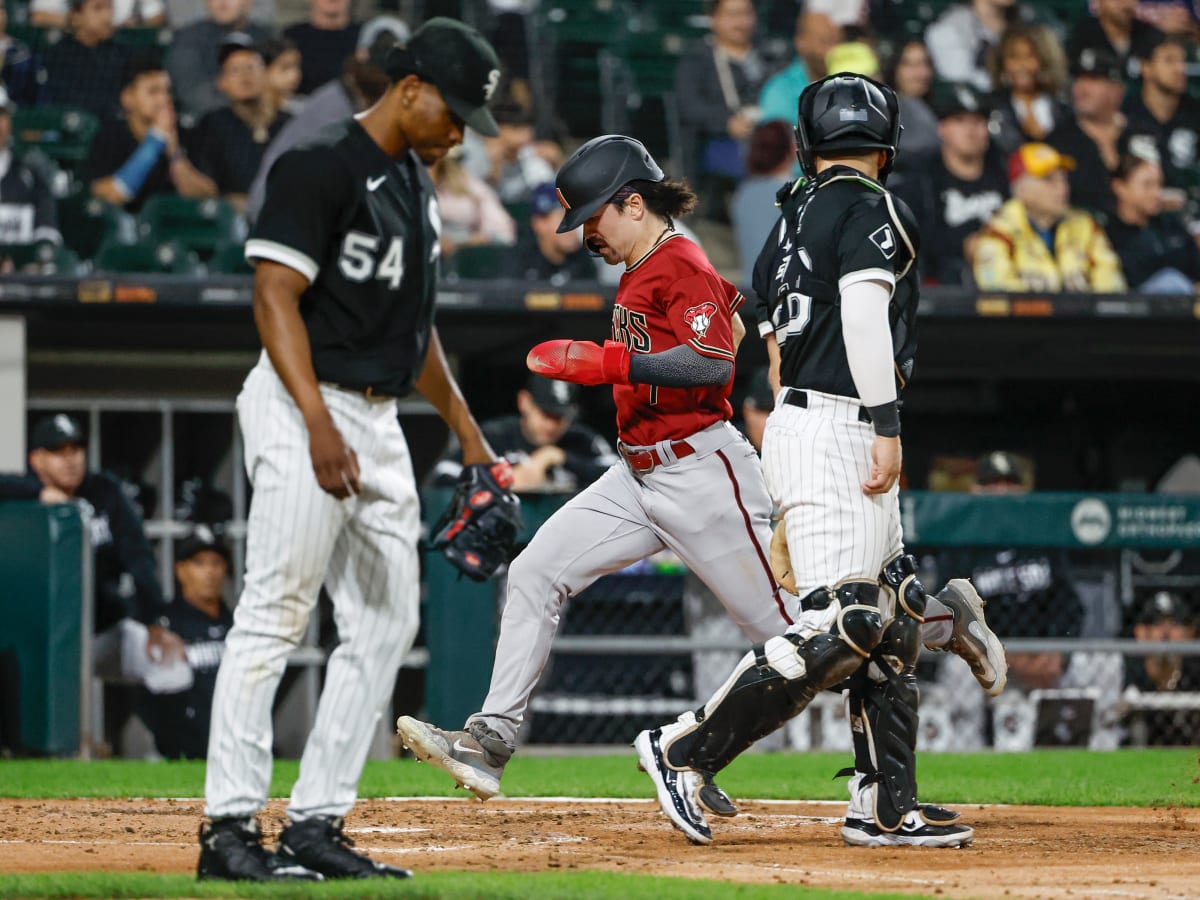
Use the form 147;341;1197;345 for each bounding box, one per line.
205;353;421;821
761;389;904;603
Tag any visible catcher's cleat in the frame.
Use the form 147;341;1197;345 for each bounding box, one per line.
197;817;322;882
937;579;1008;696
276;816;412;879
697;774;738;818
634;728;713;845
396;716;508;800
841;810;974;848
919;803;961;824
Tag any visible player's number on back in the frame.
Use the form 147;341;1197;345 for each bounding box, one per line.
338;231;405;289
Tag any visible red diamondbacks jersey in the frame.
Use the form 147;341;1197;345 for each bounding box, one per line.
610;233;744;445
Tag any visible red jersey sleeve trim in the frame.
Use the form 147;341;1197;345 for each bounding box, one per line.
689;337;735;360
729;290;745;312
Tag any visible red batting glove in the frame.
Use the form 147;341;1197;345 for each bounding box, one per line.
526;339;631;386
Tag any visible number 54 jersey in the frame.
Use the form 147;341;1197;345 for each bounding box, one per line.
246;119;442;398
750;167;922;400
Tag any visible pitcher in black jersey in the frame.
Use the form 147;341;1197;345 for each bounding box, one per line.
638;74;1008;849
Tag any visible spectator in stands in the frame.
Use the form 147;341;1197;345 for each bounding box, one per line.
261;35;301;116
165;0;272;28
0;87;62;251
0;414;187;689
674;0;768;187
1124;590;1200;746
1122;34;1200;203
731;120;794;286
884;38;940;176
431;376;617;493
33;0;164;28
1136;0;1200;36
506;182;597;286
244;15;405;222
740;367;773;452
757;10;840;125
926;0;1019;93
44;0;131;119
985;23;1070;155
432;149;515;262
974;143;1125;292
893;84;1008;287
1106;149;1200;293
0;5;47;106
283;0;360;97
139;525;233;759
1046;47;1128;218
87;53;217;212
478;101;555;206
1068;0;1164;81
188;34;289;213
166;0;272;119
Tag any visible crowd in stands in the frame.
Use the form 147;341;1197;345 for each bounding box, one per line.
0;0;1197;293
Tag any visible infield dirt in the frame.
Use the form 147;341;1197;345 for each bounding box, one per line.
0;798;1197;899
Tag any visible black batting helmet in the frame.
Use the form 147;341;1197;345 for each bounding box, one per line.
795;72;902;182
554;135;665;233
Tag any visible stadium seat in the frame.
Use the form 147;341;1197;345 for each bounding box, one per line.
504;200;532;230
94;238;204;275
112;27;171;48
449;244;512;280
0;241;81;275
136;196;243;260
11;105;99;169
208;241;254;275
57;191;138;259
5;24;53;50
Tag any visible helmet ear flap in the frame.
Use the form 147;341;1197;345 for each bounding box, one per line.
878;79;903;182
795;85;817;179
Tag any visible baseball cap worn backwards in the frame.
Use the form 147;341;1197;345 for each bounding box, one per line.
383;17;502;137
1008;143;1075;183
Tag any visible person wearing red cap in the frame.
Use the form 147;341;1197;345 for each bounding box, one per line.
973;142;1126;291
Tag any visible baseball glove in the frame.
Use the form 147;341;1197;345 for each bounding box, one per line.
431;461;522;582
770;519;797;595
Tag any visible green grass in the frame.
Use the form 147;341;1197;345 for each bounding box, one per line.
1;749;1197;806
0;872;922;899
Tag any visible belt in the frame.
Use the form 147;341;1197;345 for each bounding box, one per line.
783;388;872;425
618;439;696;473
321;382;395;402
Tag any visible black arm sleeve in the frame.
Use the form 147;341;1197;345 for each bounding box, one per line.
0;474;43;500
628;343;733;387
102;476;167;625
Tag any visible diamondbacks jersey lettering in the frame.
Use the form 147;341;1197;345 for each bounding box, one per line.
613;234;744;445
246;119;442;397
753;168;920;399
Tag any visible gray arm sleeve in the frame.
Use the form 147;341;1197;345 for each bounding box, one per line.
628;343;733;387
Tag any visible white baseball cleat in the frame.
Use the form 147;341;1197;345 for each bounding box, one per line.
396;716;507;800
938;579;1008;697
634;728;713;845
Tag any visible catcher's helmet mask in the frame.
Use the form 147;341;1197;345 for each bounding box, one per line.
795;72;902;183
554;134;665;234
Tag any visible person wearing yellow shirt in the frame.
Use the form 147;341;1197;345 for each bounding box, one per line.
973;143;1126;292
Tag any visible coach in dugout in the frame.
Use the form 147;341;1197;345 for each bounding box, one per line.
0;414;189;700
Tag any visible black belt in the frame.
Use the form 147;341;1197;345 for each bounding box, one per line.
320;381;395;402
783;389;872;425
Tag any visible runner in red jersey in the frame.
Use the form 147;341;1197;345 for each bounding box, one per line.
397;137;798;818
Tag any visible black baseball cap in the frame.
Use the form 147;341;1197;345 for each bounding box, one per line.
30;414;86;451
383;17;502;136
1072;47;1123;82
931;82;990;120
975;451;1023;486
1137;590;1190;625
526;375;578;417
218;32;263;67
175;524;231;564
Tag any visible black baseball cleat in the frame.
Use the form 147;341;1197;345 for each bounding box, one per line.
841;810;974;848
920;803;962;824
197;817;323;881
277;815;413;879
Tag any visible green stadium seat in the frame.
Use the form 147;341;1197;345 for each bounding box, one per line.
5;24;54;50
136;195;243;259
503;200;532;230
0;241;81;275
94;238;204;275
57;191;138;259
450;244;512;280
208;241;254;275
112;27;171;48
11;105;99;168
